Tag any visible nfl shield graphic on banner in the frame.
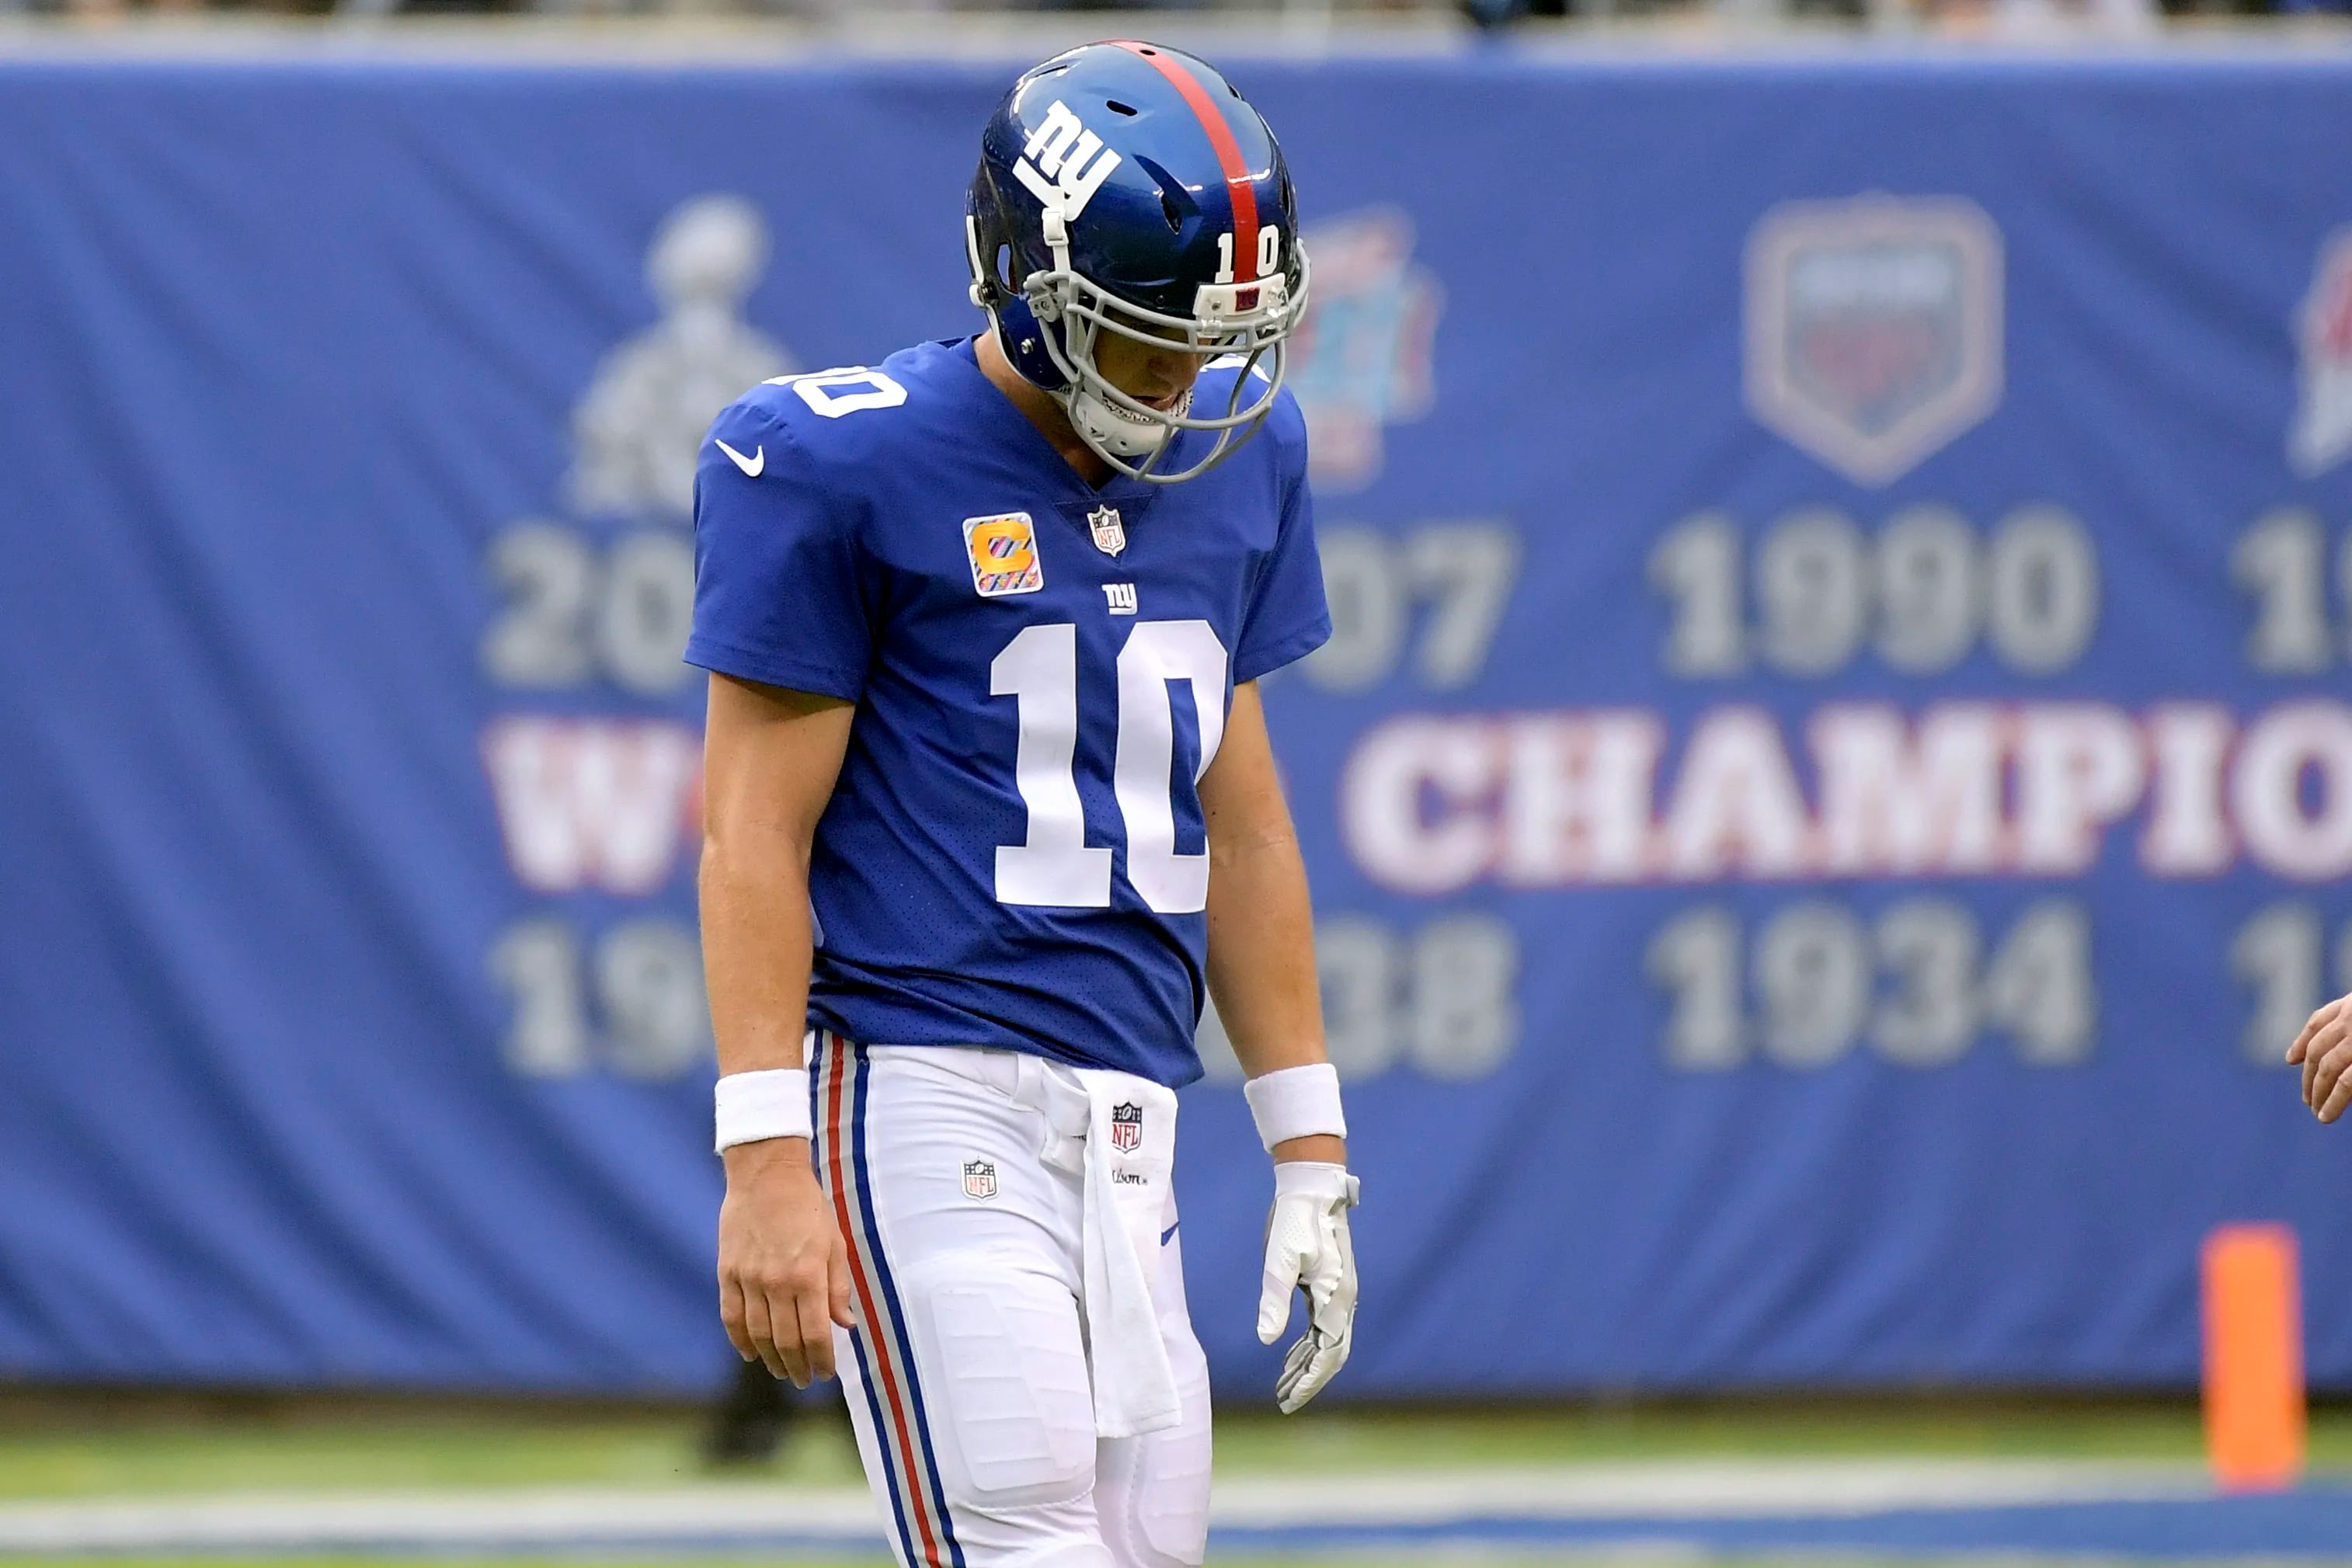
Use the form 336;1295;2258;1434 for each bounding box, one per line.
1745;196;2005;486
962;1159;998;1201
1088;504;1126;558
2291;228;2352;478
1110;1102;1143;1153
1285;206;1442;492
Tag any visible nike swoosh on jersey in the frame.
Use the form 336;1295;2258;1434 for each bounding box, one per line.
715;439;764;478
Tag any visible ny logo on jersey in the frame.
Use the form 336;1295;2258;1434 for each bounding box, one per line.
1110;1102;1144;1153
1101;582;1137;616
1015;100;1122;220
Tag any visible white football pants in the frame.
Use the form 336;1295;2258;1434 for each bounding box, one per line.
810;1033;1213;1568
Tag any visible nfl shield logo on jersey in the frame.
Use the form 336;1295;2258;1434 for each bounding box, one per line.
2292;228;2352;477
1088;504;1126;558
1745;196;2005;486
962;1159;998;1201
1110;1102;1143;1153
962;513;1045;598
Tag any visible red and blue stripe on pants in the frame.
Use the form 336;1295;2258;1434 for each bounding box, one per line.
815;1033;967;1568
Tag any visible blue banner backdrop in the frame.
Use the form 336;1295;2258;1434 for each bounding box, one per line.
5;51;2352;1396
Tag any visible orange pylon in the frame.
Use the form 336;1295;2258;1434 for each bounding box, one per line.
2201;1223;2305;1493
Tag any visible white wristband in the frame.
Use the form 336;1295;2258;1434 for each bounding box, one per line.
714;1068;812;1153
1243;1062;1346;1152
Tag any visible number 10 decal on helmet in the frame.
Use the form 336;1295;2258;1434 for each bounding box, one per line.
966;40;1312;485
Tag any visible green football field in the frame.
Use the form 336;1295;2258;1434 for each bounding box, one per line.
11;1393;2351;1497
4;1391;2352;1504
2;1394;2350;1566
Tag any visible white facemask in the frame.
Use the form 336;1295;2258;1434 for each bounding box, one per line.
1063;381;1193;461
966;210;1309;485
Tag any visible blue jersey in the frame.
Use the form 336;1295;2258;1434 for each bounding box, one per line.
685;338;1329;1088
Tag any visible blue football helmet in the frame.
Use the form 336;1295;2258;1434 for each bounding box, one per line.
966;40;1310;484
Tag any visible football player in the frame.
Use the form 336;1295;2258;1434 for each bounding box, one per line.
688;41;1359;1568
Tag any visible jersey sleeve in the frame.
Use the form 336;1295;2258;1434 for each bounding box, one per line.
1233;458;1332;684
683;402;878;701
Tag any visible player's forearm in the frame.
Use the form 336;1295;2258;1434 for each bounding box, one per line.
1206;827;1327;1078
699;832;817;1078
1206;828;1346;1166
696;675;852;1083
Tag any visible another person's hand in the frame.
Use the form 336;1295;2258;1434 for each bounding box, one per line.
718;1139;855;1386
2288;995;2352;1122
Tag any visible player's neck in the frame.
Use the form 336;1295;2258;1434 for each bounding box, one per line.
974;327;1113;488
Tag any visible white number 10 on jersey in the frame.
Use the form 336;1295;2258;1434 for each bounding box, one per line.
990;620;1228;914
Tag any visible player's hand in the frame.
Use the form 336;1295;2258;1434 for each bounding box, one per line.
1256;1159;1359;1414
2289;993;2352;1122
718;1139;856;1387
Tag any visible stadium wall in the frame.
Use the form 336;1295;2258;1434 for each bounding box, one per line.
5;47;2352;1397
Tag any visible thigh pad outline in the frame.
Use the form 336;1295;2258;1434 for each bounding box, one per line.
901;1253;1098;1514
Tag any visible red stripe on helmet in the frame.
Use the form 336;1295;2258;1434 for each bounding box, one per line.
1112;40;1261;284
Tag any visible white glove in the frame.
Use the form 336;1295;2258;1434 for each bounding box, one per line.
1256;1160;1360;1414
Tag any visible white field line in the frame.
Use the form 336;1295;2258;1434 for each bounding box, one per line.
0;1459;2215;1553
1211;1460;2215;1525
0;1489;885;1553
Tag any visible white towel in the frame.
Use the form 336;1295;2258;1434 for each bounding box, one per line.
1073;1069;1181;1439
1019;1056;1183;1441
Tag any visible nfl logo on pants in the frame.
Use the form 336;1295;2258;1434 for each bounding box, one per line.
962;1159;997;1200
1110;1102;1143;1153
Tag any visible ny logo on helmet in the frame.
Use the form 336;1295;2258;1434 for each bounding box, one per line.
1015;100;1122;221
